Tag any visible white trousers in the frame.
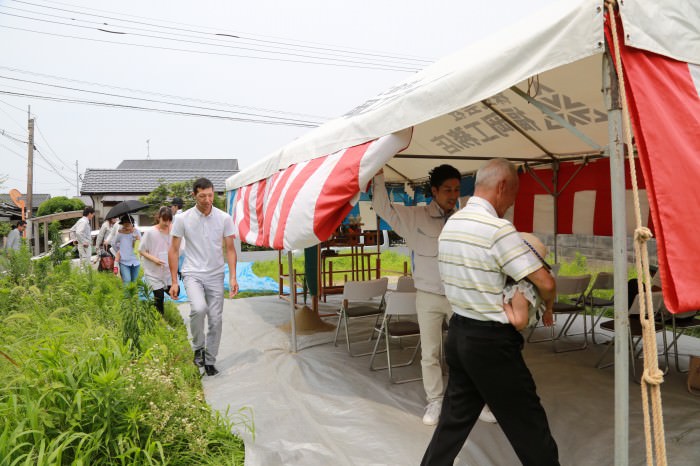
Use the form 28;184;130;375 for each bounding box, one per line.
184;272;225;365
78;244;91;267
416;290;453;402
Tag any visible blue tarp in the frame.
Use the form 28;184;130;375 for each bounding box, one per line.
164;261;287;303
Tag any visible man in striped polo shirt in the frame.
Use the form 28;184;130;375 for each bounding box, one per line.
422;159;559;466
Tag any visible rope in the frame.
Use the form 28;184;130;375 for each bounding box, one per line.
607;3;668;465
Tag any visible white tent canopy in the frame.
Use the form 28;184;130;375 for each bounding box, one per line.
227;0;700;190
224;2;700;465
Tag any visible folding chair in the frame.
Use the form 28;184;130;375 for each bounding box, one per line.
528;274;592;352
585;272;615;344
369;291;422;384
596;291;669;378
664;311;700;372
333;277;389;357
395;275;416;292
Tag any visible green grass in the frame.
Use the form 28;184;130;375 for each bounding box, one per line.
0;246;248;465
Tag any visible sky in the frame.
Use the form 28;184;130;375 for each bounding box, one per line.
0;0;560;198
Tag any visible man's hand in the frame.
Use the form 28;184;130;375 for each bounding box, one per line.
542;308;554;327
169;282;179;299
229;278;239;298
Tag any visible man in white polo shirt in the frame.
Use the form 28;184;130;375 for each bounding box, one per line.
169;178;238;377
422;159;558;466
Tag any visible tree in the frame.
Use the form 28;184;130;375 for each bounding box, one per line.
36;197;85;228
140;179;226;214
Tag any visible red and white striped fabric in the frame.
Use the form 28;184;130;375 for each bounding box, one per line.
231;131;410;251
619;42;700;313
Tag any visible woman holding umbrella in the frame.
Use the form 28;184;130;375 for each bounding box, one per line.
113;214;142;283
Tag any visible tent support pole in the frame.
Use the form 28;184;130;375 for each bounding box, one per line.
288;250;298;353
604;51;629;466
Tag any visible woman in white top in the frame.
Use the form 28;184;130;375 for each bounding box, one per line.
138;206;173;314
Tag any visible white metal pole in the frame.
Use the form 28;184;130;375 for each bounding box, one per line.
604;51;629;466
287;250;297;353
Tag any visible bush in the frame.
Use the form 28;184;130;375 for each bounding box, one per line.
0;248;248;465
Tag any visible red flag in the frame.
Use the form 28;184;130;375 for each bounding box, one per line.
618;39;700;313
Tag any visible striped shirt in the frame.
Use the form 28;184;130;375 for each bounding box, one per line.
438;196;541;322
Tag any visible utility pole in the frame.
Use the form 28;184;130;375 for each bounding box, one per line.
75;160;80;196
26;106;34;247
146;139;150;159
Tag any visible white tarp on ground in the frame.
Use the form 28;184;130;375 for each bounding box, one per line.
187;296;700;466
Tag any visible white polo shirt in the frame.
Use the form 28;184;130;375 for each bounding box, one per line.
171;206;235;275
438;196;541;323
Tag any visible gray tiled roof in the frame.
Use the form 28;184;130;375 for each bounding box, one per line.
80;168;236;194
0;193;51;208
117;159;238;171
80;169;236;194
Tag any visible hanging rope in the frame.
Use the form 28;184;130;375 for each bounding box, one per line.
606;2;667;465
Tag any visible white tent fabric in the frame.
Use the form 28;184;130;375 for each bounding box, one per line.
226;0;700;191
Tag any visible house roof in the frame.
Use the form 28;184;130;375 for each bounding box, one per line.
0;193;51;209
117;159;238;171
80;168;235;194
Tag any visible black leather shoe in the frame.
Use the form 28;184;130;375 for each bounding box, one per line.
193;349;205;368
204;365;219;376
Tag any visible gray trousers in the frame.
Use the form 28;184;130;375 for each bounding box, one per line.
183;272;225;365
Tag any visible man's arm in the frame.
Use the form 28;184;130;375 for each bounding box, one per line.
224;235;238;298
527;267;556;326
371;173;415;237
168;236;182;297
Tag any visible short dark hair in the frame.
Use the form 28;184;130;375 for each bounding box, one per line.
156;206;173;222
193;177;214;194
83;206;95;216
429;164;461;189
16;220;26;227
170;197;184;208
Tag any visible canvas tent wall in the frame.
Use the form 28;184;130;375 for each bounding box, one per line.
226;2;700;464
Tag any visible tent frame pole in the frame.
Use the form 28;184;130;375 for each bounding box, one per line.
604;50;629;466
288;250;298;353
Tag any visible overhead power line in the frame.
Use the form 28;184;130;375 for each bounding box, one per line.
0;90;321;127
6;0;433;64
0;74;324;125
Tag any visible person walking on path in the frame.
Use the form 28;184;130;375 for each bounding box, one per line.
168;178;238;377
139;206;173;315
72;207;95;268
421;159;558;466
372;165;499;426
6;220;26;251
96;216;118;254
113;214;141;284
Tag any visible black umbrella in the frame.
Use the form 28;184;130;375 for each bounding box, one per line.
105;200;149;220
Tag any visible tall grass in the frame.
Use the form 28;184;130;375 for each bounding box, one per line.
0;248;248;465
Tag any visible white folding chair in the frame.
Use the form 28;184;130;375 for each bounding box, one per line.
395;275;416;292
585;272;615;344
333;277;388;357
369;291;422;384
528;274;592;352
596;291;669;377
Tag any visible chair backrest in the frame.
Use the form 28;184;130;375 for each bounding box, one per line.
342;277;389;301
384;292;418;316
555;274;591;300
589;272;614;292
629;290;664;316
396;276;416;292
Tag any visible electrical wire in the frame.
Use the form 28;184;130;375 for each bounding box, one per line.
34;121;73;172
0;65;330;121
6;0;433;64
0;89;321;127
0;22;421;73
0;75;324;125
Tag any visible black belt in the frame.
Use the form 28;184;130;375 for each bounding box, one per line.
452;314;511;328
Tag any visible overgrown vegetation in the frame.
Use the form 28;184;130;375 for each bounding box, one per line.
140;180;225;216
0;246;248;465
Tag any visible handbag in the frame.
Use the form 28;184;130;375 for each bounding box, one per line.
688;355;700;395
98;252;115;272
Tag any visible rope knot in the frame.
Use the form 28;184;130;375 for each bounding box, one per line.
635;227;653;243
642;367;664;386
